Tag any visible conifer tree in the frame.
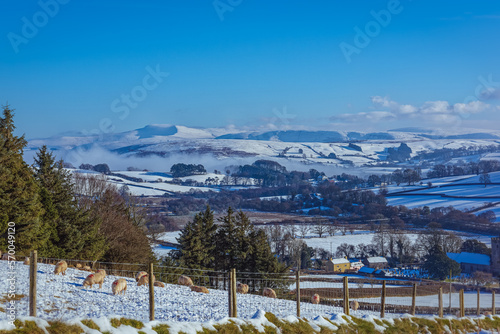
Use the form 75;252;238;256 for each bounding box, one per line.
33;145;96;258
0;105;43;254
176;206;216;269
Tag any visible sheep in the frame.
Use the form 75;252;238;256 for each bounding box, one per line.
189;285;209;294
483;311;492;316
349;300;359;311
154;281;165;288
237;282;249;294
136;271;147;282
54;260;68;275
311;294;320;304
23;257;30;265
137;273;155;286
178;275;193;286
112;278;127;295
82;265;92;271
76;263;82;269
262;287;276;298
96;269;106;278
2;253;14;261
83;272;105;289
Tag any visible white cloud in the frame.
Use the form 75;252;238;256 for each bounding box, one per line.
453;100;489;115
331;96;492;127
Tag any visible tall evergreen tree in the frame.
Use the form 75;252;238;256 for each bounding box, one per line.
0;105;43;254
33;145;95;258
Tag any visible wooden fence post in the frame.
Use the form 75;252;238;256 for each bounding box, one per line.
231;269;237;318
228;270;233;317
380;280;386;318
296;270;300;317
149;263;155;321
493;290;496;316
438;287;443;318
343;276;349;316
411;283;417;316
477;288;480;316
459;289;465;318
29;250;37;317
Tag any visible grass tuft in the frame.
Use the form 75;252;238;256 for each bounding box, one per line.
110;317;144;329
152;324;171;334
80;319;100;331
46;321;84;334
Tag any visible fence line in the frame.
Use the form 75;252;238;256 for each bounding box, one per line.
9;254;500;321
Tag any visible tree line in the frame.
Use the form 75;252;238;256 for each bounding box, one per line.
0;106;152;263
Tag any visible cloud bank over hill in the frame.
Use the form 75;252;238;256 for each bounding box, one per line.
330;96;493;129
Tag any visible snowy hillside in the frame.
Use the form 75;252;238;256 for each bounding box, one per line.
386;171;500;221
25;125;500;172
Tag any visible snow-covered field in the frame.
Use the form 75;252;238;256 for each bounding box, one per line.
3;261;500;334
386;171;500;221
2;261;399;323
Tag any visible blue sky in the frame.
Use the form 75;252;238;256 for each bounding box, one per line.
1;0;500;138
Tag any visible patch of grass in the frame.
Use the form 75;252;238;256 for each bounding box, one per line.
6;320;45;334
152;324;171;334
81;319;100;331
213;321;242;334
46;321;83;334
348;317;381;333
263;325;279;334
110;318;121;328
383;318;419;334
110;317;144;329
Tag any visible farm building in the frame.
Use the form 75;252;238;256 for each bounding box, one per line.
362;256;389;269
325;258;351;273
446;252;491;274
349;260;364;271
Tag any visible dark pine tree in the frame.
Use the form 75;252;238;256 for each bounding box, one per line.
423;245;461;280
0;105;43;255
33;145;95;258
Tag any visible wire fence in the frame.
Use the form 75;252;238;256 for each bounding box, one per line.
6;253;500;322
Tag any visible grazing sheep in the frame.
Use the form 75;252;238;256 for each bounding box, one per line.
311;294;320;304
154;281;165;288
112;278;127;295
136;271;147;282
484;311;492;316
76;263;82;269
2;253;14;261
83;272;105;289
178;275;193;286
262;287;276;298
23;257;30;265
349;300;359;311
237;282;249;294
137;274;155;286
54;260;68;275
189;285;209;294
96;269;106;278
82;265;92;271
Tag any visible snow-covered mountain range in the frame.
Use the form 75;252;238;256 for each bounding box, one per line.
26;125;500;171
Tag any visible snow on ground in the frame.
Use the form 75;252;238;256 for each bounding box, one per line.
358;291;500;308
1;261;395;323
